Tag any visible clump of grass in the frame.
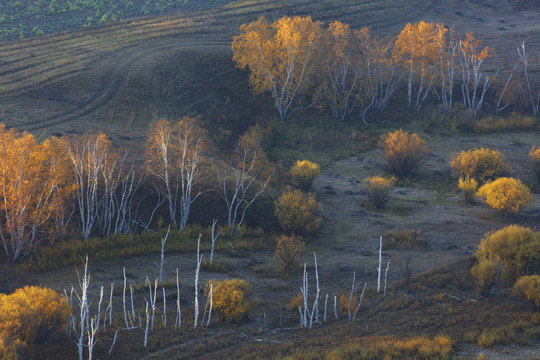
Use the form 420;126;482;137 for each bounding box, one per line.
200;258;232;273
473;113;537;134
384;228;424;249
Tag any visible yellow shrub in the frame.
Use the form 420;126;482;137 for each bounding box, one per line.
471;258;499;297
513;275;540;308
288;293;304;311
291;160;320;190
378;130;428;177
205;279;252;322
476;177;532;215
473;113;536;133
529;146;540;181
364;176;395;208
275;188;322;236
0;286;70;345
450;148;511;183
275;235;304;273
458;176;478;204
475;225;540;282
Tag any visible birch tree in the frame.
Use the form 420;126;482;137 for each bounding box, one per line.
355;28;401;123
457;33;494;116
146;117;207;231
516;41;540;115
232;16;324;119
217;128;273;234
394;22;439;110
0;127;74;260
320;21;361;120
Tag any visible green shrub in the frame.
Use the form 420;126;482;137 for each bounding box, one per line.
274;188;322;236
291;160;320;190
274;235;304;274
364;176;395;208
476;177;533;215
513;275;540;308
378;130;428;177
450;148;511;183
205;279;252;322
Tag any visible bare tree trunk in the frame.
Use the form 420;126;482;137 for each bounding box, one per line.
377;236;382;293
210;219;221;262
159;226;170;282
194;235;203;328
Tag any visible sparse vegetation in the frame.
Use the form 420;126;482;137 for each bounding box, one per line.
275;234;304;274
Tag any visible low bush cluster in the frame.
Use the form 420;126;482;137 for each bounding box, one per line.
473;113;537;133
383;228;424;249
450;147;511;184
379;130;428;177
0;286;71;359
472;225;540;296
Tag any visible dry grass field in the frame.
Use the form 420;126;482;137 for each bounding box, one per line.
0;1;539;359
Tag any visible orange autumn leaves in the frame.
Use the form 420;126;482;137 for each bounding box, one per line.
232;16;493;120
0;125;75;261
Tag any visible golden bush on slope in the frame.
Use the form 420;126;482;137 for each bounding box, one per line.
205;279;252;323
0;286;71;343
472;225;540;296
378;130;428;177
450;147;511;184
274;188;322;236
275;234;304;274
291;160;320;191
513;275;540;308
364;175;395;208
476;177;532;215
458;176;478;204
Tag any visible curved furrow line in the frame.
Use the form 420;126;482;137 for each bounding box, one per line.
23;39;230;131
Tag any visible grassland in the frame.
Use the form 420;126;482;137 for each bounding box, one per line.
0;0;539;359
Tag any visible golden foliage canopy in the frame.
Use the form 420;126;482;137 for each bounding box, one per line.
476;177;532;215
232;16;324;119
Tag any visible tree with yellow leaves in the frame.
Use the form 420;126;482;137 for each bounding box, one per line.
0;126;74;260
394;22;440;110
145;117;208;231
319;21;361;120
232;16;324;119
217;126;273;234
457;33;494;116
